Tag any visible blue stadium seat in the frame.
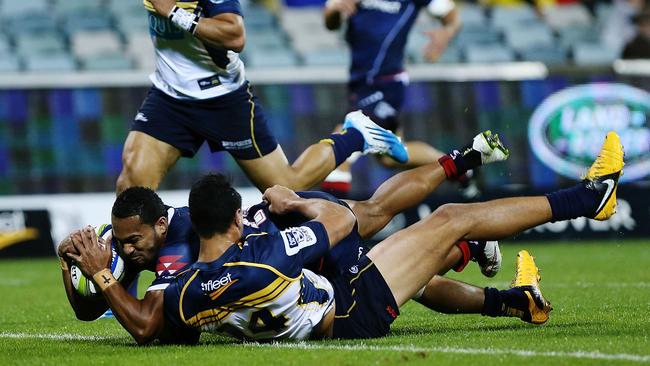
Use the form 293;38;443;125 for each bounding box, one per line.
464;44;516;63
244;49;298;68
436;47;462;64
558;25;601;49
0;53;21;72
504;24;554;52
0;0;48;18
519;46;568;65
572;43;619;66
24;53;77;72
454;24;502;48
301;48;349;66
490;4;539;30
15;33;66;56
4;13;58;37
82;54;133;71
459;4;487;26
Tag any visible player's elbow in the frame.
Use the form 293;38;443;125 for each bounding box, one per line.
131;327;158;345
224;32;245;52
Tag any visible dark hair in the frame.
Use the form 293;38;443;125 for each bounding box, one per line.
112;187;167;225
189;173;242;238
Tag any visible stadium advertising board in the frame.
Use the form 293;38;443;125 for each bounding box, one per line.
371;187;650;242
528;83;650;182
0;210;54;257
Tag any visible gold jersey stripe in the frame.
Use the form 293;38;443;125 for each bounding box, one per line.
223;261;301;282
179;269;201;323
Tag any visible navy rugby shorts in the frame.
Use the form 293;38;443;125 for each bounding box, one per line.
348;79;406;132
131;82;278;159
331;255;399;339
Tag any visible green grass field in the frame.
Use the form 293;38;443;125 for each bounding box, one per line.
1;240;649;365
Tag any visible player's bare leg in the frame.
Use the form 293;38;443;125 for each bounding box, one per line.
238;111;408;191
378;140;444;168
237;144;337;191
116;131;181;194
368;131;623;311
348;130;509;239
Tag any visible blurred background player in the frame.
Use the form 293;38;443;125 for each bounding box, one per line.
322;0;464;197
622;7;650;59
117;0;406;195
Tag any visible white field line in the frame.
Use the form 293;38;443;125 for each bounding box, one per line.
1;332;649;363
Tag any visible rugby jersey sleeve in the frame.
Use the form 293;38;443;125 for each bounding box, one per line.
201;0;242;17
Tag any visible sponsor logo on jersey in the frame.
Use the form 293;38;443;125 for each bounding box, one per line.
281;226;318;256
156;255;188;276
198;75;222;90
222;139;253;150
135;113;148;122
201;273;234;292
360;0;402;14
529;83;650;181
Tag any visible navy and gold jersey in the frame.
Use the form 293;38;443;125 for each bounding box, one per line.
242;191;368;277
163;221;335;341
98;207;200;292
346;0;455;83
144;0;246;99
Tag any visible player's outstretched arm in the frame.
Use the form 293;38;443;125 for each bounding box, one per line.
66;227;164;345
263;185;356;246
423;1;461;62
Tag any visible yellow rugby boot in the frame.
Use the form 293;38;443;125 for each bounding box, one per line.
584;131;625;221
508;250;552;325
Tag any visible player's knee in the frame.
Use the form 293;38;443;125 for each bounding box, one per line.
117;160;158;192
430;203;462;223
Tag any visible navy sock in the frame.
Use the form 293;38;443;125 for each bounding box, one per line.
482;287;529;317
322;128;364;166
438;145;481;180
545;183;598;222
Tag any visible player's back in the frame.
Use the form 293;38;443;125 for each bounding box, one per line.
347;0;426;81
163;221;335;342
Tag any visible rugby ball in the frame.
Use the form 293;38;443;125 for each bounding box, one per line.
70;243;125;297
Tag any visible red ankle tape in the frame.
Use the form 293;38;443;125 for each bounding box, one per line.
453;240;471;272
438;155;458;179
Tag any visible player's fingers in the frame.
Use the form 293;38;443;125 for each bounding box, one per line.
70;233;86;254
66;252;82;263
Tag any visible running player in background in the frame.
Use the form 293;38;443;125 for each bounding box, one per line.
117;0;407;195
322;0;465;197
159;131;622;342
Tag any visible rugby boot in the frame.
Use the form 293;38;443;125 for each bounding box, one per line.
584;131;625;221
469;130;510;165
342;110;409;164
509;250;552;325
470;240;502;278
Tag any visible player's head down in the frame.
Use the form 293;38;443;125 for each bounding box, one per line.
111;187;169;268
189;173;242;239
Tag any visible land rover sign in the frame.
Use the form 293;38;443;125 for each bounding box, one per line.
528;83;650;182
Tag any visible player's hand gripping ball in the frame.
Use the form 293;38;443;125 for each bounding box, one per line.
70;242;125;297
